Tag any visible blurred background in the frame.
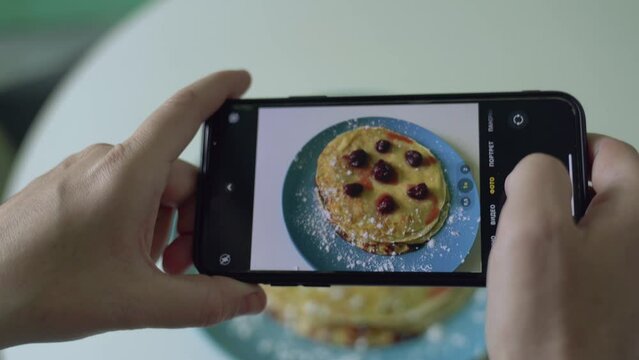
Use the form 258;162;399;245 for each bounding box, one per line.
0;0;147;195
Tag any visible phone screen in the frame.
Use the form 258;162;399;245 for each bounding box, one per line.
196;93;587;285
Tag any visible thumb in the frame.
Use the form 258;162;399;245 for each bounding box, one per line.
485;154;575;358
139;274;265;328
125;70;251;164
497;153;574;246
487;153;575;302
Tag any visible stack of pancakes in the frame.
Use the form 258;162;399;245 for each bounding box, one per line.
265;286;474;346
316;126;449;255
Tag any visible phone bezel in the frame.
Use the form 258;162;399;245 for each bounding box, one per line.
194;91;589;286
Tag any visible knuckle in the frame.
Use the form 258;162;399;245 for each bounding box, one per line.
600;136;637;155
598;137;639;177
84;142;113;155
57;143;112;172
103;143;132;167
52;177;71;202
48;172;80;220
121;133;146;157
58;154;79;171
59;148;91;170
75;143;133;192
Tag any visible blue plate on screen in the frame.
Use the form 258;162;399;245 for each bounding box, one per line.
282;117;480;272
204;289;487;360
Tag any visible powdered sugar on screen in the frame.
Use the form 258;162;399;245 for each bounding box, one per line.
290;177;477;272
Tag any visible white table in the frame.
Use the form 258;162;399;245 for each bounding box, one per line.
5;1;639;358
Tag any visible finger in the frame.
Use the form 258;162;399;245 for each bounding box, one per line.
588;133;639;194
152;160;197;262
162;195;195;273
498;153;574;243
161;159;198;207
177;195;195;235
125;70;251;163
579;134;639;228
162;234;193;274
151;206;175;261
141;274;265;328
50;143;112;175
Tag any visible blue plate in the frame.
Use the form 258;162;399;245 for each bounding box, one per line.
282;117;480;272
204;289;487;360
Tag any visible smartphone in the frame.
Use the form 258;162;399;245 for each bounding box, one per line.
194;92;589;286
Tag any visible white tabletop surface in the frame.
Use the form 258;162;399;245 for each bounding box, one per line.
4;1;639;359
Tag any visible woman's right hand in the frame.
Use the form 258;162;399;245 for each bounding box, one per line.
486;134;639;359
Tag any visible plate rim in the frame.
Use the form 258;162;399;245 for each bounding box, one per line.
281;116;480;272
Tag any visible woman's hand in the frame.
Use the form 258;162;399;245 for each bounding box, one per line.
486;135;639;359
0;70;266;348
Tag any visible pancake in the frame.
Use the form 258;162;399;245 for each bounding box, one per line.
265;286;474;346
315;126;449;255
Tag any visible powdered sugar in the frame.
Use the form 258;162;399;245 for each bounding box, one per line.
286;116;480;273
